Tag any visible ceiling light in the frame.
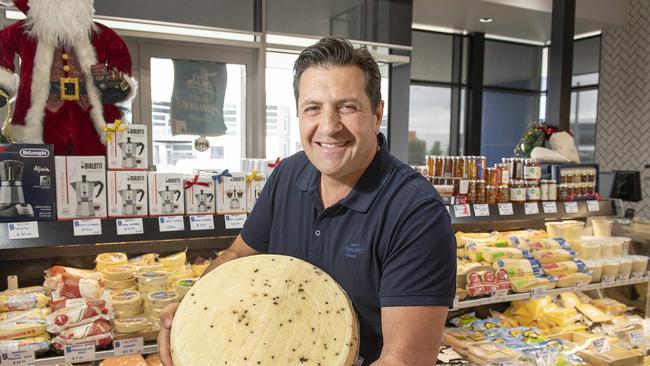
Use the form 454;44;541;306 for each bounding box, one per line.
479;17;494;23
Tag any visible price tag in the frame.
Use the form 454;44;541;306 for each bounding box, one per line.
0;350;35;366
530;287;546;299
453;204;471;218
631;272;644;280
629;330;645;346
473;204;490;217
498;203;514;216
602;275;615;284
587;200;600;212
574;281;589;290
616;274;628;282
225;214;247;229
158;216;185;232
7;221;39;240
542;201;558;214
64;342;95;363
116;218;144;235
72;219;102;236
491;289;509;303
499;362;517;366
458;180;469;195
113;337;144;356
564;201;579;214
452;297;459;310
190;215;215;231
524;202;539;215
592;338;611;354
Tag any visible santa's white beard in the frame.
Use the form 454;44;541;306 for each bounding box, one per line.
25;0;96;48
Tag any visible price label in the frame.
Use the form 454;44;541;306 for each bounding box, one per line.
499;363;517;366
564;201;579;214
616;274;628;282
530;287;546;299
0;350;35;366
64;342;95;363
629;330;645;346
113;337;144;356
602;275;615;284
491;289;509;303
473;204;490;217
72;219;102;236
574;281;589;289
592;338;611;354
116;218;144;235
225;214;247;229
453;204;471;218
458;180;469;195
190;215;215;231
631;272;644;279
7;221;39;240
542;201;558;214
158;216;185;232
498;203;514;216
452;297;459;310
587;200;600;212
524;202;539;215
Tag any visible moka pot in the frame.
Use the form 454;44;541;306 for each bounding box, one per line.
119;184;145;215
70;175;104;217
0;160;34;217
158;186;181;214
195;189;214;212
119;137;145;169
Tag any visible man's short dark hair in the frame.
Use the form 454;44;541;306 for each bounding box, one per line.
293;36;382;112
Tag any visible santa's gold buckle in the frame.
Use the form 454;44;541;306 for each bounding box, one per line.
59;77;80;101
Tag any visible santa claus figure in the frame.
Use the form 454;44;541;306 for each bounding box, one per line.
0;0;137;155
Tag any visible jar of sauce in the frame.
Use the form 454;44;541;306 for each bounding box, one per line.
510;180;526;202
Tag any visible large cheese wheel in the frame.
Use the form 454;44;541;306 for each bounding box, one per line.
101;265;135;281
170;255;359;366
136;272;168;294
104;278;136;290
96;253;128;271
113;316;148;334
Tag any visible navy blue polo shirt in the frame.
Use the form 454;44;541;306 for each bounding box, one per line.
241;133;456;365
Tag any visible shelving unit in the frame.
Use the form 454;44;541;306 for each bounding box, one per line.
33;344;159;366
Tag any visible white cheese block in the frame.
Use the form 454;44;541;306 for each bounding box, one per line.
170;255;359;366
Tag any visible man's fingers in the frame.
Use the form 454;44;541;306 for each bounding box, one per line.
158;303;180;366
160;303;179;329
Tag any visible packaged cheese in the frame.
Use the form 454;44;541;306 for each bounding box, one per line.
555;272;592;288
104;277;137;291
101;265;135;281
174;278;197;299
49;297;107;313
51;319;113;350
576;303;611;323
136;271;168;294
591;298;628;316
113;316;148;334
128;253;159;266
111;290;142;314
45;303;110;333
0;293;50;312
145;291;179;311
0;320;46;341
145;353;164;366
96;252;128;271
510;276;556;293
100;355;147;366
517;238;570;251
0;335;50;354
560;293;582;309
541;260;587;276
0;308;50;322
493;258;543;278
44;266;104;300
480;247;529;263
191;263;210;277
0;286;47;297
583;260;603;283
159;251;187;270
532;249;576;264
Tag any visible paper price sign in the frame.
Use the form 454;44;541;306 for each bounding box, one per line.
530;287;546;299
499;363;517;366
0;350;35;366
498;203;514;216
564;201;579;214
72;219;102;236
629;330;645;346
113;337;144;356
190;215;215;231
7;222;39;240
524;202;539;215
602;275;615;284
587;200;600;212
473;204;490;217
574;281;589;289
542;201;558;214
158;216;185;232
592;338;611;354
116;218;144;235
64;342;95;363
225;214;247;229
453;204;471;218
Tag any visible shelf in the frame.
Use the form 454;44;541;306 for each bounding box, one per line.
33;343;158;366
452;275;649;311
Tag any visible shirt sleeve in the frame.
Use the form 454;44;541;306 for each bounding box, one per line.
240;164;282;253
379;200;457;307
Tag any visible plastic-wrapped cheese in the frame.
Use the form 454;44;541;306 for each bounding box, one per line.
159;251;186;270
101;265;135;281
170;255;360;366
174;278;197;299
96;252;128;271
111;290;143;313
0;293;50;312
104;278;136;290
136;271;168;294
113;316;148;334
145;291;179;311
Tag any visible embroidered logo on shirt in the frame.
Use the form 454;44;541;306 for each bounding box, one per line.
342;242;365;258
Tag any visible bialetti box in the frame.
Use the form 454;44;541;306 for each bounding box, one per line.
55;156;107;219
148;172;184;216
107;171;148;218
216;173;246;215
184;174;215;215
107;123;148;170
246;172;266;213
0;144;55;222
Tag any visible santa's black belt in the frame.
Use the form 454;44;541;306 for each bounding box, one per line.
50;81;88;98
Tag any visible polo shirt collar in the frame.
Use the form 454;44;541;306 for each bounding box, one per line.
296;133;395;213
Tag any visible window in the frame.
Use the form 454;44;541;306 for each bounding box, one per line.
210;146;225;159
408;85;452;164
570;36;600;163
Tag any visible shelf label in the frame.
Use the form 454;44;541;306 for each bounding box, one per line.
452;297;459;310
158;216;185;232
64;342;95;363
225;214;247;230
72;219;102;236
499;362;517;366
458;180;469;195
7;221;39;240
454;204;471;218
498;203;514;216
0;350;35;366
592;338;611;354
602;275;615;284
564;201;579;214
491;289;509;303
629;330;645;346
190;215;215;231
473;204;490;217
542;201;558;214
574;281;589;290
524;202;539;215
587;200;600;212
616;274;629;282
116;218;144;236
113;337;144;356
631;272;644;279
530;287;546;299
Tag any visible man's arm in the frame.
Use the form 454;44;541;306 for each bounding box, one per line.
371;306;448;366
201;234;259;276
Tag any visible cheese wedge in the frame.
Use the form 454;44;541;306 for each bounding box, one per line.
170;255;359;366
159;251;186;269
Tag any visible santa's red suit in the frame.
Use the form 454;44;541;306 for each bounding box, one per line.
0;0;136;155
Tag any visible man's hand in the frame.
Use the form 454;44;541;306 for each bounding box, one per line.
157;302;179;366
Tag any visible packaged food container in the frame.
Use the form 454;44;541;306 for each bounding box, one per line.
618;257;634;279
601;259;620;278
562;220;586;241
629;255;649;274
600;239;615;258
609;238;624;257
584;259;603;283
592;218;614;237
611;236;631;256
545;222;564;238
576;237;602;260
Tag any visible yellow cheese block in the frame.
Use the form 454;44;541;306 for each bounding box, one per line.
159;251;186;269
96;252;128;271
113;316;148;334
170;255;360;366
560;293;582;309
112;290;143;313
576;303;612;323
0;293;49;312
191;263;210;277
101;265;135;281
0;321;46;341
104;278;136;290
136;271;168;294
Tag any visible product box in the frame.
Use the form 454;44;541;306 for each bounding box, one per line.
55;156;107;219
0;144;55;222
148;172;184;216
107;171;148;218
184;174;215;215
107;123;148;170
216;172;246;215
246;172;266;213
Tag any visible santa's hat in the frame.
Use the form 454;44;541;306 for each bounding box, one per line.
13;0;28;13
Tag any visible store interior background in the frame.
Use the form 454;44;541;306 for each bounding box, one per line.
3;0;646;216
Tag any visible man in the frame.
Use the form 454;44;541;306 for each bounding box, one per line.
158;36;456;366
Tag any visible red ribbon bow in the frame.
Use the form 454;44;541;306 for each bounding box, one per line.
184;175;210;190
267;157;281;169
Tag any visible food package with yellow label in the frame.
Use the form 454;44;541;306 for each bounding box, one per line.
555;272;592;288
516;238;571;251
509;276;556;293
492;258;543;278
541;260;587;277
532;249;577;264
